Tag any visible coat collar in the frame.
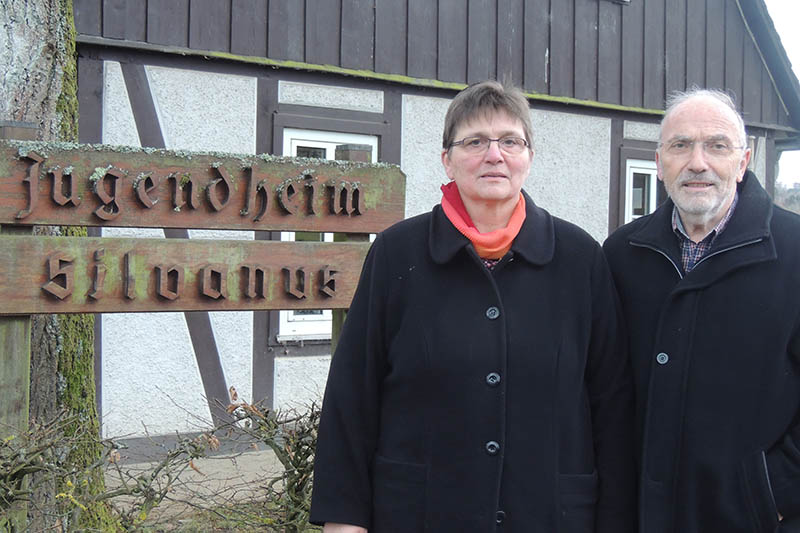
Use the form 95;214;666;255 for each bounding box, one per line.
629;170;772;249
628;170;776;286
429;189;555;266
706;171;773;249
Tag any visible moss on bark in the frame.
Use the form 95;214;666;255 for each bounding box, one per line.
56;309;120;531
52;2;121;530
56;0;79;143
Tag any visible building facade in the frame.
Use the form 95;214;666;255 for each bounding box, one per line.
72;0;800;437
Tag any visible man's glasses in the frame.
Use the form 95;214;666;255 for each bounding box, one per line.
449;136;530;155
659;137;746;158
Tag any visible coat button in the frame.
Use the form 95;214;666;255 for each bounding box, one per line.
486;372;501;387
656;352;669;365
486;306;500;320
485;440;500;455
496;510;506;524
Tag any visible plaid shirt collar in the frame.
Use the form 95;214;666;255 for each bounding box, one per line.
672;191;739;273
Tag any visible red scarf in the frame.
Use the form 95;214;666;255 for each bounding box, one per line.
440;182;526;259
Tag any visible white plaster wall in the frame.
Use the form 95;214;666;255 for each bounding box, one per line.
400;95;452;218
146;65;257;155
103;228;164;238
102;62;140;147
209;311;253;404
754;135;767;187
188;229;254;240
184;232;255;405
624;120;661;143
527;110;611;242
273;356;331;412
278;81;384;113
101;62;258;437
99;225;224;436
102;313;209;436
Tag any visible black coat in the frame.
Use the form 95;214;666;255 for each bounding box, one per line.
310;192;636;533
603;171;800;533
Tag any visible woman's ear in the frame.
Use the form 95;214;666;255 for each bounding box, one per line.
441;150;454;180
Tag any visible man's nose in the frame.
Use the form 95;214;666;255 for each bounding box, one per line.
686;143;710;172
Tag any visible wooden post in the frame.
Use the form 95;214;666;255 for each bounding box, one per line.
331;144;372;354
0;223;33;438
0;121;36;532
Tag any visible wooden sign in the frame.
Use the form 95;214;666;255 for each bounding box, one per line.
0;140;405;232
0;235;370;314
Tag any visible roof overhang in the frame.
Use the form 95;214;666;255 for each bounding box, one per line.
740;0;800;134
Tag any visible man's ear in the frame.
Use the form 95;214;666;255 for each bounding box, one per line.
655;150;664;182
737;148;752;183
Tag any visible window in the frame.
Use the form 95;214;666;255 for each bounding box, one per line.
277;230;334;340
276;129;378;342
283;128;378;162
624;159;658;223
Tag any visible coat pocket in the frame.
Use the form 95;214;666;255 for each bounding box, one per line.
740;450;780;533
372;454;427;533
559;470;599;533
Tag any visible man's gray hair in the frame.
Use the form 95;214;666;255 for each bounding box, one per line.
661;87;747;146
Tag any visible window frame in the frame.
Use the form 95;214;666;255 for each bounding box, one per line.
275;128;379;342
615;143;666;229
624;158;658;223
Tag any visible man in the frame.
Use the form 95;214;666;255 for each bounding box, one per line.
604;88;800;532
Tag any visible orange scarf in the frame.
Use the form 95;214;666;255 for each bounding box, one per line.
440;182;526;259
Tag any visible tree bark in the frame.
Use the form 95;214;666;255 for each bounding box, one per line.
1;0;70;138
1;1;119;530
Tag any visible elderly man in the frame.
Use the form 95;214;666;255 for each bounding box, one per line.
604;88;800;532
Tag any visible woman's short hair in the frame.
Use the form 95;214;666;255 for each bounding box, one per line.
442;80;534;151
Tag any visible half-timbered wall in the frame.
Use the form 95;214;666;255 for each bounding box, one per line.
74;0;793;129
71;0;799;439
86;48;617;437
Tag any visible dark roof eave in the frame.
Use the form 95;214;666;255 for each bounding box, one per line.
775;137;800;151
741;0;800;130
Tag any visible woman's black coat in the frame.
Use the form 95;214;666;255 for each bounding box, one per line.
310;192;636;532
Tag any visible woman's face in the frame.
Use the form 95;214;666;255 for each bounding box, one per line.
441;110;533;213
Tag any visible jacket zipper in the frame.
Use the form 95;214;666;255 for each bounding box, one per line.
629;242;684;279
761;450;780;522
691;238;764;268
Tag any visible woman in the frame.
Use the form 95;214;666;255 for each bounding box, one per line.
310;81;635;532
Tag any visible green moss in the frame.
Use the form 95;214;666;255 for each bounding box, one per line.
54;309;121;530
4;139;405;171
56;0;79;143
55;3;121;530
89;165;111;182
56;248;121;532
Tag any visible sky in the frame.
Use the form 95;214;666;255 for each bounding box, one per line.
764;0;800;186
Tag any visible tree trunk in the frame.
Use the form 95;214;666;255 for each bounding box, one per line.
1;1;119;530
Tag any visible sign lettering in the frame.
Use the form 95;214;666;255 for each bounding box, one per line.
0;235;369;314
0;141;404;233
0;141;404;315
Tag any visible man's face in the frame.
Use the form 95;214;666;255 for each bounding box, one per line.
656;96;751;225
